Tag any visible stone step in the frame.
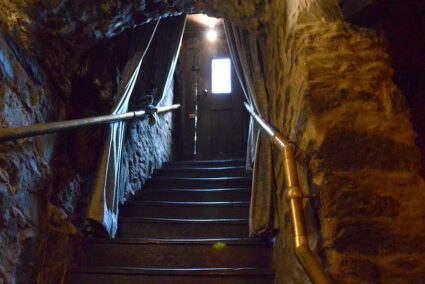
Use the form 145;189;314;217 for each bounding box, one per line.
133;188;252;202
117;218;250;239
81;238;272;268
145;177;252;189
153;166;248;178
66;267;274;284
164;159;245;168
120;201;250;219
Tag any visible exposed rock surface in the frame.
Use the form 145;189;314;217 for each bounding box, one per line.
259;2;425;283
0;1;188;283
0;0;424;283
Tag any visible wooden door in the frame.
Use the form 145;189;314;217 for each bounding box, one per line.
173;23;247;160
196;32;247;160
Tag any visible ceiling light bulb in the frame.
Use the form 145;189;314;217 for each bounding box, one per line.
207;29;217;41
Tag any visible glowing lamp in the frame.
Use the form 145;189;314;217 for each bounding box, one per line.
207;29;217;41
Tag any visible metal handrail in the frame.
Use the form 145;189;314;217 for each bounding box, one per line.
244;102;332;284
0;104;181;143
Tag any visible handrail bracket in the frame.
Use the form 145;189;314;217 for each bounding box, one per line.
244;102;332;284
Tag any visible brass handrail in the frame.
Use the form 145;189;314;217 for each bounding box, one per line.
244;102;332;284
0;104;181;143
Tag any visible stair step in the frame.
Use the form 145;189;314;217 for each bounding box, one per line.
120;201;250;219
81;238;271;268
66;267;274;283
134;188;252;202
146;177;251;189
70;159;274;283
154;166;248;178
164;159;245;168
117;218;250;238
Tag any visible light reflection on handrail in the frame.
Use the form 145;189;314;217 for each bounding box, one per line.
244;102;332;284
0;104;181;143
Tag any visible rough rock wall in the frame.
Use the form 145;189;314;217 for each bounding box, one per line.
253;1;425;283
0;30;75;284
1;0;424;283
0;1;189;282
203;1;424;282
199;0;425;283
120;80;174;203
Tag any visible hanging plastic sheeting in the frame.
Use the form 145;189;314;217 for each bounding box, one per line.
86;15;186;237
150;16;187;108
129;15;187;111
224;20;278;237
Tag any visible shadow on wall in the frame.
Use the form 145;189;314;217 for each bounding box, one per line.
342;0;425;179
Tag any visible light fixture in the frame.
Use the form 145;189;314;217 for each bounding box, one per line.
187;14;219;28
207;29;217;41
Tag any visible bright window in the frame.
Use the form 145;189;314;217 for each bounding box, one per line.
211;58;231;94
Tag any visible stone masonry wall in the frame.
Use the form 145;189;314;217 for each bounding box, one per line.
253;1;425;283
0;0;424;283
0;30;70;284
201;0;425;282
0;1;186;282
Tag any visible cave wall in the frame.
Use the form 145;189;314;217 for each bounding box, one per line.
0;29;68;284
203;0;425;283
1;0;425;283
0;1;188;282
253;1;425;283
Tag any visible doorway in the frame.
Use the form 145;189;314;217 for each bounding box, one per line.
173;15;248;160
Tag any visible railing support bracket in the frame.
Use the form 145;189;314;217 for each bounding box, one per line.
244;102;332;284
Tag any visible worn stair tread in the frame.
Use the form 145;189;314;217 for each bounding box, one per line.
119;217;248;224
82;238;272;268
69;266;274;276
70;159;274;283
67;268;274;284
117;218;250;238
166;159;245;165
139;187;251;193
150;177;251;181
147;177;252;186
85;238;270;246
132;188;252;202
138;187;251;193
124;201;250;207
158;166;246;171
120;201;249;218
81;237;272;268
154;166;249;178
146;177;252;189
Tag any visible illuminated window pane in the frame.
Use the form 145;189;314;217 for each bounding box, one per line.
211;58;231;94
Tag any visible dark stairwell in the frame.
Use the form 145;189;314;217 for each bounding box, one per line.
67;159;274;283
2;1;425;283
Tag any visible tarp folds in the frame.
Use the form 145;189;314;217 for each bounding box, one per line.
224;20;277;237
86;15;186;237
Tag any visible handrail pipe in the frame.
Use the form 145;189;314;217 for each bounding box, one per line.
0;104;181;143
244;102;332;284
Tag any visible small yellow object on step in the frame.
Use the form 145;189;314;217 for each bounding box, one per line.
212;241;227;252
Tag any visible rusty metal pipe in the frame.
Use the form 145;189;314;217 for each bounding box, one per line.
243;102;332;284
0;104;181;143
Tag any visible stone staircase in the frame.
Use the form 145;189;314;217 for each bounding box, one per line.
67;159;274;283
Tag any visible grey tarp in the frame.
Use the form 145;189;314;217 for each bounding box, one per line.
224;20;277;237
87;15;186;237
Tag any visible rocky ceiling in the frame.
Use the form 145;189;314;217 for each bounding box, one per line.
1;0;424;283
